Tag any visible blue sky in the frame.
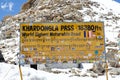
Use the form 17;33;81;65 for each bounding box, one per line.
0;0;120;21
115;0;120;3
0;0;27;21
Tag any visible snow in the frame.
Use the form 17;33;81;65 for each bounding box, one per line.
0;0;120;80
0;63;120;80
91;0;120;13
89;0;120;42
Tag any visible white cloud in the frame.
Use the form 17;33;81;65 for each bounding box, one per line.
1;2;7;10
0;2;14;11
8;2;14;11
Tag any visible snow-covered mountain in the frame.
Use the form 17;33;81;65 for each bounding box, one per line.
0;0;120;63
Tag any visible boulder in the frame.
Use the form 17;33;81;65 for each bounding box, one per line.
90;72;98;78
109;68;120;75
90;61;105;75
81;73;89;77
78;63;83;69
52;70;61;74
109;61;120;68
0;50;5;62
71;3;82;9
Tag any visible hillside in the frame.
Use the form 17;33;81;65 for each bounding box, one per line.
0;0;120;63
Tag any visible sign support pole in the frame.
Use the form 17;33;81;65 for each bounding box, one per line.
105;61;108;80
103;23;108;80
17;53;23;80
19;22;23;80
19;64;23;80
104;51;108;80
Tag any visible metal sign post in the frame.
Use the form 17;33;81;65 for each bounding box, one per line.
19;64;23;80
19;23;23;80
17;53;23;80
103;23;108;80
105;61;108;80
104;51;108;80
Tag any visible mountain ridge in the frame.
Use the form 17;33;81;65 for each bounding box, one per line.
0;0;119;63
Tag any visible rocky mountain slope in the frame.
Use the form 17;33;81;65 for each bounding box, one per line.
0;0;120;63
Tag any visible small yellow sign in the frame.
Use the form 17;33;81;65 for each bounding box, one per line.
20;22;104;64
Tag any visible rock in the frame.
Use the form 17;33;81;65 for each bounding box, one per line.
68;68;81;77
62;7;72;15
109;61;119;67
110;71;119;75
74;73;81;77
109;68;120;75
118;33;120;38
53;16;63;22
64;13;74;20
21;1;31;11
71;3;82;9
90;72;98;78
74;12;83;21
70;68;81;74
91;62;105;74
81;73;89;77
106;49;119;67
2;15;12;22
51;10;61;17
37;5;46;10
77;63;83;69
52;70;61;74
21;0;38;11
0;50;5;62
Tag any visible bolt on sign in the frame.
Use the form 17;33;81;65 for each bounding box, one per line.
20;22;105;64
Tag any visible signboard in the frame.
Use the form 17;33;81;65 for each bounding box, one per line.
20;22;105;64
